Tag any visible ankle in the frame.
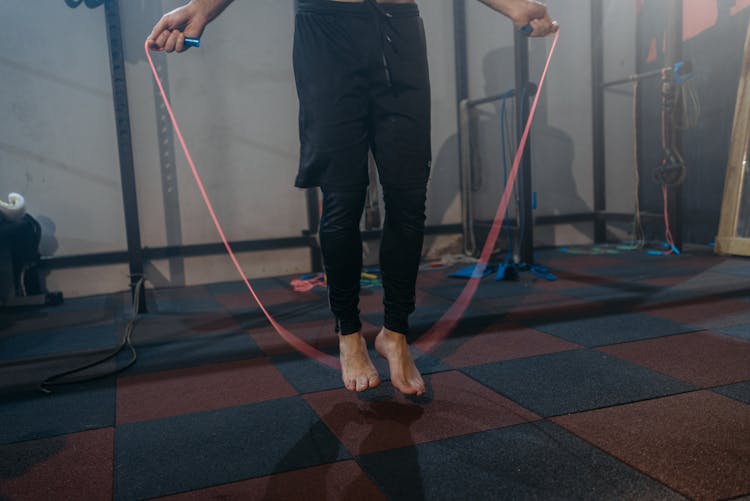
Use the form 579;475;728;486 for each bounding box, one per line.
339;331;363;346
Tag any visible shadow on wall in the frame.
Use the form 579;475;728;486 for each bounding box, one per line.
431;43;593;252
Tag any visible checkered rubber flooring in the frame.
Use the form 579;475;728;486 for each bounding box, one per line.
1;248;750;500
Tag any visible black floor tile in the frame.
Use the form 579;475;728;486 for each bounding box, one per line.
0;322;119;363
713;381;750;406
463;349;694;417
358;421;682;501
528;311;694;347
113;397;349;500
715;323;750;342
0;380;115;445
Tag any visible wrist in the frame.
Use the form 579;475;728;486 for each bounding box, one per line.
189;0;232;22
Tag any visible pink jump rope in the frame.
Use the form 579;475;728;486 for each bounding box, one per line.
145;26;560;368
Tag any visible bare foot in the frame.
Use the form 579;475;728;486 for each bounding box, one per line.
339;332;381;392
375;328;425;396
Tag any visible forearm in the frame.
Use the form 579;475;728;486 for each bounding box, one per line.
476;0;558;36
476;0;524;20
189;0;234;22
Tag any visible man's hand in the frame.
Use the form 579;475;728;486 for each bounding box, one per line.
511;0;558;37
479;0;559;37
146;0;233;53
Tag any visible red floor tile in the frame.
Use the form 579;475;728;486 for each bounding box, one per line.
641;275;692;288
503;293;603;323
0;428;113;501
304;371;539;456
442;322;580;368
553;391;750;500
216;288;319;312
116;358;297;424
155;460;385;501
249;318;380;357
599;331;750;387
641;296;750;327
544;255;628;270
528;276;591;291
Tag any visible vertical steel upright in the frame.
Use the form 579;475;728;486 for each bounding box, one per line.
104;0;147;311
664;0;684;251
514;30;534;264
591;0;607;243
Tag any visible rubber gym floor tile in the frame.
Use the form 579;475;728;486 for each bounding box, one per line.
714;322;750;341
215;287;320;313
665;270;750;297
710;259;750;278
357;421;681;501
113;397;349;501
642;296;750;328
0;380;115;445
116;358;297;425
120;315;263;375
528;311;694;347
249;318;341;357
232;298;333;330
155;460;385;501
463;349;694;417
0;321;119;363
205;278;287;296
543;255;629;270
586;263;697;281
553;391;750;500
0;427;114;501
499;292;604;324
713;381;750;405
304;371;539;456
150;286;225;313
270;353;342;393
526;275;592;291
553;283;651;303
599;331;750;388
439;322;580;368
424;278;538;302
0;293;127;337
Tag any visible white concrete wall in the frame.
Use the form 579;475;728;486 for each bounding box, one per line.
0;0;637;298
0;0;458;297
463;0;637;246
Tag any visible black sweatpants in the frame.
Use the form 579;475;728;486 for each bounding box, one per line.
293;0;431;337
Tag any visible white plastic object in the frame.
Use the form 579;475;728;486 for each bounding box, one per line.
0;192;26;221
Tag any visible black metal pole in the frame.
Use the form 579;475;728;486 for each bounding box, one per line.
104;0;146;312
591;0;607;243
454;0;470;236
665;0;684;251
514;30;534;264
453;0;470;117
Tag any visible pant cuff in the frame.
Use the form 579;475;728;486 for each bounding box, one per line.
336;317;362;335
383;313;409;338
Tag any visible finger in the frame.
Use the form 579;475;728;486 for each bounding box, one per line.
148;16;171;44
530;18;553;38
175;32;187;53
152;29;171;50
164;30;182;53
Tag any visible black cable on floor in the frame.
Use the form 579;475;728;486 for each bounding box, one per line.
39;277;145;394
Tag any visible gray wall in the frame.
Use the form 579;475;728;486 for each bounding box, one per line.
462;0;637;246
1;1;637;298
